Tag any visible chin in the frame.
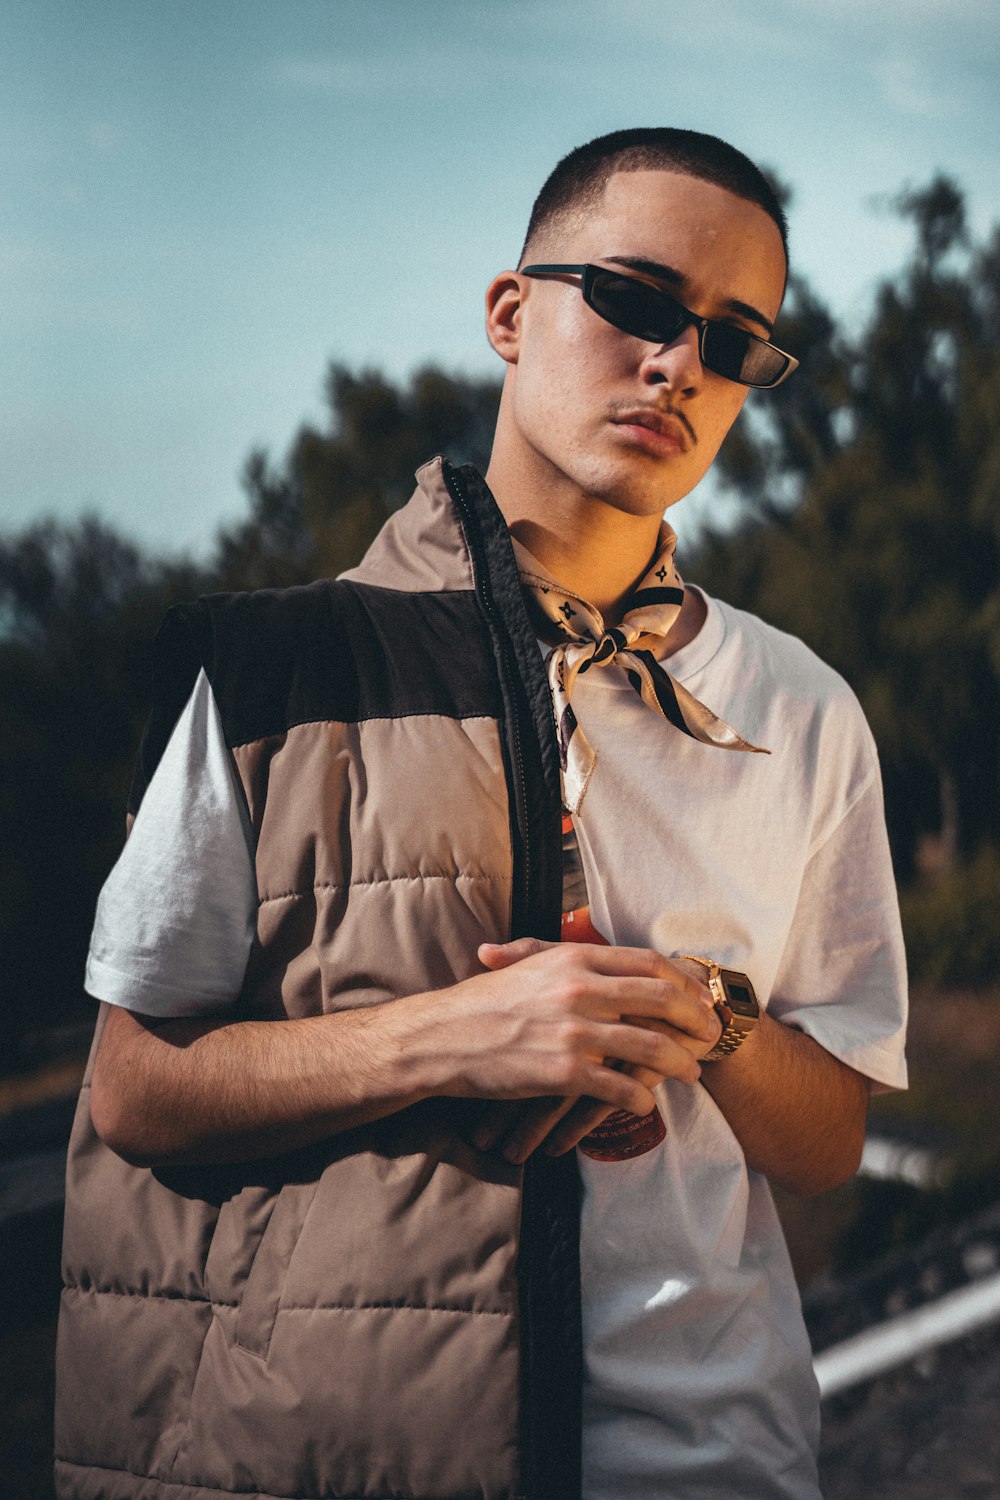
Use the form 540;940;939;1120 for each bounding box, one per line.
524;436;693;518
584;469;691;519
582;447;703;517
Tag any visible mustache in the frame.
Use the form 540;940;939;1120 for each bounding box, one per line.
608;402;697;449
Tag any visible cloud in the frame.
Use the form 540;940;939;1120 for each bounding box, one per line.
0;122;54;169
764;0;995;22
591;0;803;56
88;122;120;153
266;55;396;94
871;54;959;119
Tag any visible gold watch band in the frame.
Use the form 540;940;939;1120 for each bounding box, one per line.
679;954;755;1062
680;954;721;983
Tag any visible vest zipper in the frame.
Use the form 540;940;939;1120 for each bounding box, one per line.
441;461;534;929
442;461;582;1500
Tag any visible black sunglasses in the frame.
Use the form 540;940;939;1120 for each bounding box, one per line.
520;263;798;390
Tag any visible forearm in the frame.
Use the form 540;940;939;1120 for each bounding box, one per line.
90;999;438;1167
700;1012;870;1197
90;941;718;1170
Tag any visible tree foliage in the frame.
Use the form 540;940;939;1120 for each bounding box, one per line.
3;178;998;1066
0;520;210;1068
693;176;1000;882
214;365;501;589
0;367;500;1066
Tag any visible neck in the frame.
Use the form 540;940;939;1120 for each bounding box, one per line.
501;503;706;656
505;512;662;624
484;462;664;628
484;450;706;653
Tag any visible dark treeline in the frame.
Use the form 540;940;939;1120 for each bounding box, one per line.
2;177;998;1072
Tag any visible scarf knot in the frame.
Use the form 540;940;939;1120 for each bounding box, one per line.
513;528;769;813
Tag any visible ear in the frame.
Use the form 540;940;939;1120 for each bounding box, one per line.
485;270;524;365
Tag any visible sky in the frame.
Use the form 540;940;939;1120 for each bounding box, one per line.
3;0;999;555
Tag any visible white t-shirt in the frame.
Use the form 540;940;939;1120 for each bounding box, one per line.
86;588;907;1500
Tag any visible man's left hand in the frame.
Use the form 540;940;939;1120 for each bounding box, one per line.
471;942;718;1164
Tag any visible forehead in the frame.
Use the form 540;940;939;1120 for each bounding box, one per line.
566;168;787;321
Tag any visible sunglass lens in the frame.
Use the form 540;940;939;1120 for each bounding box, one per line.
587;272;687;345
586;268;791;388
701;322;752;382
702;323;787;387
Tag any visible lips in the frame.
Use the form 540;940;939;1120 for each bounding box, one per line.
611;407;695;454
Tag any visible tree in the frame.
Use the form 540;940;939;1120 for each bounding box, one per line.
694;178;1000;878
0;366;503;1067
7;194;999;1066
0;518;210;1069
213;364;502;588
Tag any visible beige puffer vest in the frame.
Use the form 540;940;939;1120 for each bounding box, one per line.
55;460;581;1500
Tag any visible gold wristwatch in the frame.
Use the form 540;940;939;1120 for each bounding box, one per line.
679;956;760;1060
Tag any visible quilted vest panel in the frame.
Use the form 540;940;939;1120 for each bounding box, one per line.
55;460;577;1500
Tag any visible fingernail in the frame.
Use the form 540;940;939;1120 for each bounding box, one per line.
504;1142;525;1164
474;1128;496;1151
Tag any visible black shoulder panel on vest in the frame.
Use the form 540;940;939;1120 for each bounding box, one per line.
127;576;501;815
127;602;206;817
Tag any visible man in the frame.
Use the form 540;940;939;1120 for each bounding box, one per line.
56;129;907;1500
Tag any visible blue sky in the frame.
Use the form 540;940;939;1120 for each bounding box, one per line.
3;0;999;553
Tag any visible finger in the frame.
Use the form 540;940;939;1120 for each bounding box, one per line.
576;1060;658;1119
622;1005;723;1053
544;1097;616;1156
543;1064;666;1155
587;976;719;1041
557;958;717;1033
499;1097;576;1165
564;944;712;991
477;937;557;970
471;1100;523;1152
600;1020;705;1082
553;1045;688;1140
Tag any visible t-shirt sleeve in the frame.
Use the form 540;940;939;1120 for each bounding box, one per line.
767;774;908;1092
85;668;258;1017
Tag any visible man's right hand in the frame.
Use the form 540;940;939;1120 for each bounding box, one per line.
90;936;718;1169
403;936;719;1117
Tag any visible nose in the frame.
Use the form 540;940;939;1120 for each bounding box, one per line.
638;322;705;396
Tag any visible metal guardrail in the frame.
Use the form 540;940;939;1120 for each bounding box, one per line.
814;1269;1000;1397
857;1132;947;1190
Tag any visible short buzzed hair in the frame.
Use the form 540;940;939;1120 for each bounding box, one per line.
519;127;789;267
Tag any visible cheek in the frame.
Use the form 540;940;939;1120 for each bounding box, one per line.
699;387;749;460
513;331;606;440
519;314;625;416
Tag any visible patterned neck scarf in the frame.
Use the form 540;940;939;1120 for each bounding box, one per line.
513;528;768;813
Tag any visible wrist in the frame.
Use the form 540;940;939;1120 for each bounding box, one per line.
375;986;466;1103
677;956;760;1061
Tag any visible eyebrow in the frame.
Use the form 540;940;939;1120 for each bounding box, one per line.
604;255;775;338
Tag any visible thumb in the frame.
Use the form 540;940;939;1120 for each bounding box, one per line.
477;936;557;970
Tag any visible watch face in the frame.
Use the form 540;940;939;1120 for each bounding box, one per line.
719;970;759;1016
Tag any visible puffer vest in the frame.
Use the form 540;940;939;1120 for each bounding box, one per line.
55;460;582;1500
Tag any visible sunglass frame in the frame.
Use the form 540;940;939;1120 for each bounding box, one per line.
520;263;798;389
